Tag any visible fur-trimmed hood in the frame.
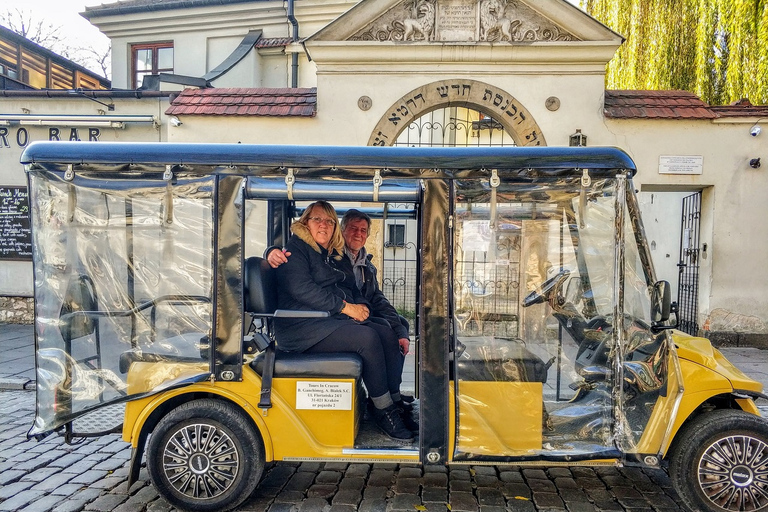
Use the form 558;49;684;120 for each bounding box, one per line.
290;221;344;259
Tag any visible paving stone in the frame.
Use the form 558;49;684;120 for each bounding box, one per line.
504;497;536;512
527;478;556;493
601;475;631;487
145;499;173;512
474;475;499;488
261;465;297;488
422;472;448;487
448;491;478;512
617;497;654;509
331;489;362;506
559;488;590;502
70;470;109;486
0;490;46;512
358;498;387;512
275;490;306;503
422;503;449;512
367;470;394;487
500;482;531;499
372;463;397;470
565;501;601;512
327;505;356;512
394;477;420;494
298;497;330;512
554;477;578;489
29;471;75;492
84;493;129;511
594;466;621;477
298;462;323;473
499;470;523;483
611;486;643;499
0;480;35;499
532;492;564;509
592;500;623;511
521;469;548;480
316;470;342;485
645;493;678;509
472;466;497;476
345;464;370;478
88;476;125;491
242;496;275;512
476;488;504;506
20;467;61;483
338;476;365;491
324;462;349;472
285;471;316;491
570;467;597;478
51;488;101;512
574;477;605;489
448;469;471;481
123;485;158;504
307;484;337;500
14;452;65;472
390;493;421;510
546;467;572;478
268;503;298;512
17;493;64;512
424;465;447;474
0;469;25;485
449;480;473;493
585;488;614;502
49;483;84;496
397;467;422;479
93;456;130;472
422;487;447;502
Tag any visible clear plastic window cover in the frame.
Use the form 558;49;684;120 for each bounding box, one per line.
452;176;668;459
28;170;215;436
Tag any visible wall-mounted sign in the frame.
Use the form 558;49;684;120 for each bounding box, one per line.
0;186;32;260
659;155;703;175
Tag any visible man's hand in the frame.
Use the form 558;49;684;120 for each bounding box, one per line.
398;338;410;356
267;248;291;268
342;302;369;322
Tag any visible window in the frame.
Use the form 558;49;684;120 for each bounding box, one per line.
387;224;406;247
131;42;173;88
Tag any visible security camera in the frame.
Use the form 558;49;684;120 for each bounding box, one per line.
751;125;761;137
169;116;183;127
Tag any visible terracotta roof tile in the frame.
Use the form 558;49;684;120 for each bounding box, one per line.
166;87;317;117
710;99;768;117
604;90;718;119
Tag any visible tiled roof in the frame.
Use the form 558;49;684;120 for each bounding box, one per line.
82;0;257;18
710;99;768;118
166;87;317;116
604;90;718;119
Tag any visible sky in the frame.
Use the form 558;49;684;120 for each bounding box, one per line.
2;1;110;75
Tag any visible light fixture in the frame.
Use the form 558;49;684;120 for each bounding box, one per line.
569;129;587;147
0;114;156;127
169;116;183;127
750;158;761;169
751;125;762;137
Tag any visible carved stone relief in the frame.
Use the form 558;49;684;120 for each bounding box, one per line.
350;0;575;42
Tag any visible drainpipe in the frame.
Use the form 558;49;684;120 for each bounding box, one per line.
287;0;299;88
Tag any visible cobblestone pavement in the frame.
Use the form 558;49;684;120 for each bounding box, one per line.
2;387;689;512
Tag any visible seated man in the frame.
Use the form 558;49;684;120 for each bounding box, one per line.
267;209;416;413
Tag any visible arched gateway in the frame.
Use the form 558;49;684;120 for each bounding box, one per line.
368;79;546;147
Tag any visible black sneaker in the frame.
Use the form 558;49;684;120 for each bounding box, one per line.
395;399;413;412
400;394;415;403
375;404;414;440
400;409;419;432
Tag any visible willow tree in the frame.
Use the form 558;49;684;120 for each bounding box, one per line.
583;0;768;105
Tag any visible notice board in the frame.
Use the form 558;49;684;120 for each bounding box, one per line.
0;186;32;260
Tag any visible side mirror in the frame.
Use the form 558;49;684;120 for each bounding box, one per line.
650;280;678;332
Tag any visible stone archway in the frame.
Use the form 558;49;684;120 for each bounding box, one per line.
368;79;546;147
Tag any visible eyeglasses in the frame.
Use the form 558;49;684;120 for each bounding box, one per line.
308;216;336;226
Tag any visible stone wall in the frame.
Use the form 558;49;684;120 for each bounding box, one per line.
0;297;34;324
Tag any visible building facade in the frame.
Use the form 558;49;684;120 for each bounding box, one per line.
1;0;767;346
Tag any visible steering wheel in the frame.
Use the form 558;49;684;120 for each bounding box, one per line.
522;269;571;308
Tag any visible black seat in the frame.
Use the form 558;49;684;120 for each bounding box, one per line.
243;256;363;380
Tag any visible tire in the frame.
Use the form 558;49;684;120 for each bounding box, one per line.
669;409;768;512
147;399;265;512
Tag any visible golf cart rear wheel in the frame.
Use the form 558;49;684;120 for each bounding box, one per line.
669;409;768;512
147;399;264;512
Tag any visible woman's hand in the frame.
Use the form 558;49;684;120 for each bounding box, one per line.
267;248;291;269
342;302;369;322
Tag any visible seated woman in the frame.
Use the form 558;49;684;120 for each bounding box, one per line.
273;200;414;440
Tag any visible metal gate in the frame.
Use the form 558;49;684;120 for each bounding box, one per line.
380;108;516;333
677;192;701;335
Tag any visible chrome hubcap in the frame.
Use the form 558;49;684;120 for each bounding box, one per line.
698;435;768;511
162;423;239;499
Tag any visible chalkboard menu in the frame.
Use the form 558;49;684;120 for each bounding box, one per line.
0;186;32;260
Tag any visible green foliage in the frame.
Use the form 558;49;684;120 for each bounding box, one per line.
584;0;768;105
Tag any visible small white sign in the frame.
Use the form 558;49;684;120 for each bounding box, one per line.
659;155;703;175
296;381;352;410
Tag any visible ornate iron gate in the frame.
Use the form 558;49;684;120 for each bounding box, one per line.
677;192;701;335
380;107;515;333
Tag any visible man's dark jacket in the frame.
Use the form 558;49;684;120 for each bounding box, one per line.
334;251;409;340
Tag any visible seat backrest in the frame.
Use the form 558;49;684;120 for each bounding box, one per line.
244;256;277;314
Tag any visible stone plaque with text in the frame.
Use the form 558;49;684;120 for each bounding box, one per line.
436;0;478;41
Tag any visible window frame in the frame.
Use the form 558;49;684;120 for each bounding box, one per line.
131;42;174;89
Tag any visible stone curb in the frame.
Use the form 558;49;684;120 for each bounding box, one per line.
0;377;36;391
